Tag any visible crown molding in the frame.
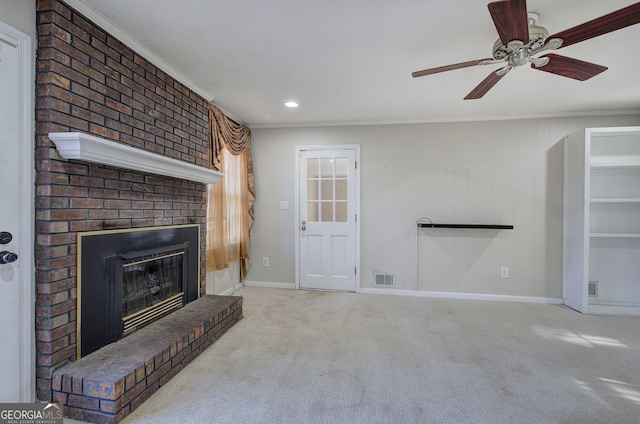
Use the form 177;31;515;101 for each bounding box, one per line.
49;132;222;184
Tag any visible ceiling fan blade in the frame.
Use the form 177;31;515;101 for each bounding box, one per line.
532;54;607;81
550;2;640;48
412;58;493;78
464;70;506;100
488;0;529;45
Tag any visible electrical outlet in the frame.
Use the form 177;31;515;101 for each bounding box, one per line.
500;267;509;279
280;201;288;210
262;257;270;267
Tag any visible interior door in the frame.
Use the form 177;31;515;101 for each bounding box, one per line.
0;21;34;402
298;147;358;291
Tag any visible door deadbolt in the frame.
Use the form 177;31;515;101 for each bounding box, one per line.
0;251;18;264
0;232;12;245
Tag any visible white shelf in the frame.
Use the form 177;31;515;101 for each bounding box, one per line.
590;155;640;168
48;132;223;184
590;198;640;203
590;162;640;169
590;233;640;239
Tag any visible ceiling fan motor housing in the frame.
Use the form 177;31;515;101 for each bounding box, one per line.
492;17;549;61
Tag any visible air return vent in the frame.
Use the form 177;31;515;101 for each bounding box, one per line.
588;281;598;297
374;272;395;287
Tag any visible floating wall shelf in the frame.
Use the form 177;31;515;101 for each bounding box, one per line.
417;223;514;229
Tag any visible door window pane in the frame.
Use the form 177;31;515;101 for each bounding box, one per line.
335;180;347;200
307;180;319;201
335;157;348;178
321;202;333;222
307;202;319;222
336;202;347;222
321;158;334;178
321;180;333;201
307;158;319;178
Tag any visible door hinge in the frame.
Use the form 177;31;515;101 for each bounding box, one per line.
355;161;357;169
354;267;357;275
355;214;357;223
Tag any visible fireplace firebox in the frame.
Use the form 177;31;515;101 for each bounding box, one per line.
120;246;186;336
77;225;200;357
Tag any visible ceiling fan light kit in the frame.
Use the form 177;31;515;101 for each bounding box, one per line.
412;0;640;99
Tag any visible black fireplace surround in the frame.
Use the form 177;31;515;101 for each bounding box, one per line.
78;225;199;357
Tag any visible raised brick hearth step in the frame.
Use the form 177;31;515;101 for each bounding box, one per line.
52;295;243;424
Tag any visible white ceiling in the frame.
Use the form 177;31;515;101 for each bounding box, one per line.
71;0;640;127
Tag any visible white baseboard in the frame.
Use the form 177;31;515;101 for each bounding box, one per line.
588;303;640;316
238;283;563;305
360;288;563;305
218;283;244;296
243;281;296;290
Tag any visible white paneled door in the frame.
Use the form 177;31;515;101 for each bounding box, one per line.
297;146;359;291
0;21;34;402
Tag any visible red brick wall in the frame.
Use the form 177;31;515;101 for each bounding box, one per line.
35;0;211;401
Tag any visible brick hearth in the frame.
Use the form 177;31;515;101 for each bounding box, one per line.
53;295;243;424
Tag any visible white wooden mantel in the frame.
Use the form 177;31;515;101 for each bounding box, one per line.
48;132;222;184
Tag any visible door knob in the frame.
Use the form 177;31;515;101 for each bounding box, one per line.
301;225;306;231
0;232;12;244
0;251;18;264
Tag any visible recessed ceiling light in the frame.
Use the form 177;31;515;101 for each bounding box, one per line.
284;101;299;108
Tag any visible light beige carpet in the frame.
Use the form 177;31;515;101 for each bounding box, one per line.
66;286;640;424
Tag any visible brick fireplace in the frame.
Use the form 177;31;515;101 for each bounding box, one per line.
35;0;226;407
76;225;201;357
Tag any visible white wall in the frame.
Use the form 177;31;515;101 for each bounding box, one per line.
246;115;640;300
206;262;241;295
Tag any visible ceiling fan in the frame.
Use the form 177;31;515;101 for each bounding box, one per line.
412;0;640;99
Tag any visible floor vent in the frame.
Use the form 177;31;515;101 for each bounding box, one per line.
588;281;598;297
374;272;395;287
